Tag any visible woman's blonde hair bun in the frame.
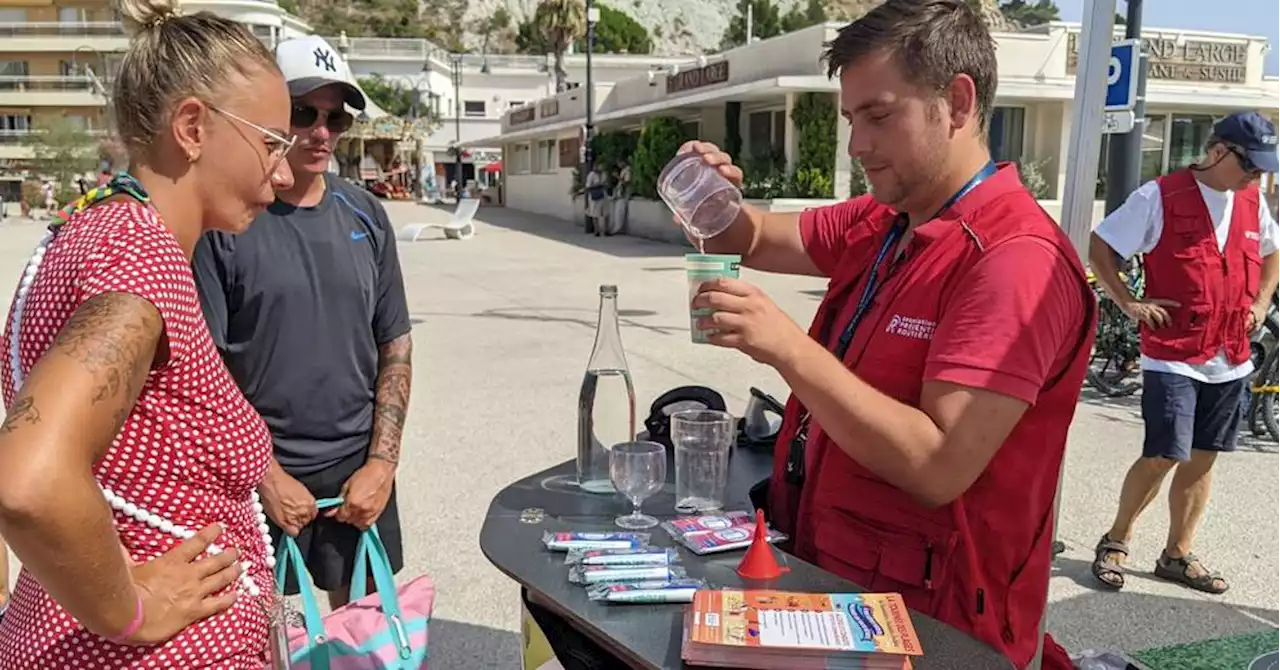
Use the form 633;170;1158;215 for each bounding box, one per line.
116;0;180;36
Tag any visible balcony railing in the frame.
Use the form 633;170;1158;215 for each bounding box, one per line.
0;21;125;37
0;129;108;144
0;75;109;93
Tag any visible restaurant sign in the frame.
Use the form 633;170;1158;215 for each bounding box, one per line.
666;61;730;95
1067;32;1248;83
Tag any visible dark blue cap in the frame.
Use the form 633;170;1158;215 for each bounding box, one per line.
1213;111;1278;173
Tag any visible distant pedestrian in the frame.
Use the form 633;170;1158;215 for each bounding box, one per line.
1089;110;1279;594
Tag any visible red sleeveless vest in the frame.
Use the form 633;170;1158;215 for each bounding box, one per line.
1142;169;1261;365
768;166;1096;669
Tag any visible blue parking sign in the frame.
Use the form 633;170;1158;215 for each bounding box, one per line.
1105;39;1141;112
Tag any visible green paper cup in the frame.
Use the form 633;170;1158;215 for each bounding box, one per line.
686;253;742;344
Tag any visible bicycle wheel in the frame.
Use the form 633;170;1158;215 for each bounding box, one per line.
1087;296;1142;397
1258;347;1278;441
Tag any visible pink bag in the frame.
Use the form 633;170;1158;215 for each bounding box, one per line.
277;518;433;670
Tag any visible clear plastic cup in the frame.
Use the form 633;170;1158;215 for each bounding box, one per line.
671;409;734;514
657;151;743;242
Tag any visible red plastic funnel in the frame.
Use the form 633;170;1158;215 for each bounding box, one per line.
736;509;789;580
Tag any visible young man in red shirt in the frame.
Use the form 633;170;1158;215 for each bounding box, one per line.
686;1;1095;667
1089;111;1279;595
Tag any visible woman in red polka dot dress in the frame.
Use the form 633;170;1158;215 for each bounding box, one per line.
0;0;297;667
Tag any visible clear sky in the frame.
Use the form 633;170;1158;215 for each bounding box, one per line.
1055;0;1279;75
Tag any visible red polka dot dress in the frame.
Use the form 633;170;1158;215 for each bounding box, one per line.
0;201;275;669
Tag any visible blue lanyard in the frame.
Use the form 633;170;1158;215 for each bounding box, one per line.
827;161;997;360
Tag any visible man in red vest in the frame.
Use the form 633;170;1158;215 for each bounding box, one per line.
682;1;1096;667
1089;111;1279;594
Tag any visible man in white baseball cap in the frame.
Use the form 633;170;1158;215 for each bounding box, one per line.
275;35;367;112
194;34;413;610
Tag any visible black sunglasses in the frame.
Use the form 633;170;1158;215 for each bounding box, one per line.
291;104;354;133
1224;145;1262;175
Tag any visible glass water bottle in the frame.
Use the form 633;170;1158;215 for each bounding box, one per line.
576;285;637;494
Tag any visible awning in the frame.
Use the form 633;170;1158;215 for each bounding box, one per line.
481;161;503;173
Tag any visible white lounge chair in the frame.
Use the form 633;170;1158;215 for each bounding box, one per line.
398;199;479;241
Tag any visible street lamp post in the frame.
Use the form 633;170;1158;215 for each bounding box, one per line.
583;0;599;222
450;53;463;198
1103;0;1147;215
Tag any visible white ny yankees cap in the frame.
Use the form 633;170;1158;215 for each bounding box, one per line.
275;35;367;111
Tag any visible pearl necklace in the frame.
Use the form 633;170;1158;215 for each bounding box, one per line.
7;220;274;600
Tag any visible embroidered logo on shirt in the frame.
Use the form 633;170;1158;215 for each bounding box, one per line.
1246;231;1261;240
350;231;368;241
885;314;936;341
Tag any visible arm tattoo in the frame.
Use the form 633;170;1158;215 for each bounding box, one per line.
0;397;41;435
54;293;162;408
369;334;412;466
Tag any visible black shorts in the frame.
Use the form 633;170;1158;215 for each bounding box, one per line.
270;448;404;595
1141;370;1247;461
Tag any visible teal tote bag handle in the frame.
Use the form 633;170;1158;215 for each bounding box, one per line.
274;534;331;670
350;525;414;662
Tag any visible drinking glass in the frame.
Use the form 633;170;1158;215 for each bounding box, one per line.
671;409;734;514
610;441;667;529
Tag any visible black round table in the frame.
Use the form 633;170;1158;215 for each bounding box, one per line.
478;448;1013;669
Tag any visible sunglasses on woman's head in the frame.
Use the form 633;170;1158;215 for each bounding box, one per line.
291;104;354;133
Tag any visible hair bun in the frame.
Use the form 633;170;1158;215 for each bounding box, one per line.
115;0;180;35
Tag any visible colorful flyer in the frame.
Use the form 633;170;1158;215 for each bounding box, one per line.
687;590;923;657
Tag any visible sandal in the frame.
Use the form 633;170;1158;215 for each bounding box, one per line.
1091;534;1129;590
1154;551;1229;594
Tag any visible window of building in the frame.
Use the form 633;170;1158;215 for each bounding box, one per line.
535;139;557;173
0;61;27;90
509;100;525;108
464;100;486;117
988;106;1025;163
746;110;786;159
58;7;89;22
0;9;27;22
1139;115;1168;182
679;120;700;142
1167;114;1215;173
510;142;532;174
1094;114;1168;196
0;115;32;133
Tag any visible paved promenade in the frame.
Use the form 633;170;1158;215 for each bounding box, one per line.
0;201;1274;668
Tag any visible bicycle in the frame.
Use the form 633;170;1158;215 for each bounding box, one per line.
1085;258;1145;398
1247;296;1279;441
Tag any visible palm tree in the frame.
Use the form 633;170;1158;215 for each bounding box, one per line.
531;0;585;92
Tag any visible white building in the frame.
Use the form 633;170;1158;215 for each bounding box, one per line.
331;35;693;187
469;21;1280;244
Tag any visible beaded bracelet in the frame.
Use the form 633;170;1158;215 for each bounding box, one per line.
105;593;145;645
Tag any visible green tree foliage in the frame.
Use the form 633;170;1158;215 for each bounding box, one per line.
631;117;693;199
474;7;518;54
357;74;439;121
781;0;827;33
298;0;429;38
721;0;826;50
571;4;652;54
21;118;98;201
514;0;585;91
720;0;783;50
995;0;1059;27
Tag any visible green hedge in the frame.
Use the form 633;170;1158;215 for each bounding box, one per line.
741;92;838;200
631;116;693;199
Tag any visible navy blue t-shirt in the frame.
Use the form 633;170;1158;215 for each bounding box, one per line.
193;175;411;475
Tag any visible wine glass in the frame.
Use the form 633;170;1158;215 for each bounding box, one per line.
610;441;667;529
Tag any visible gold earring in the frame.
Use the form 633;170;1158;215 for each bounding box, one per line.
187;150;199;163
